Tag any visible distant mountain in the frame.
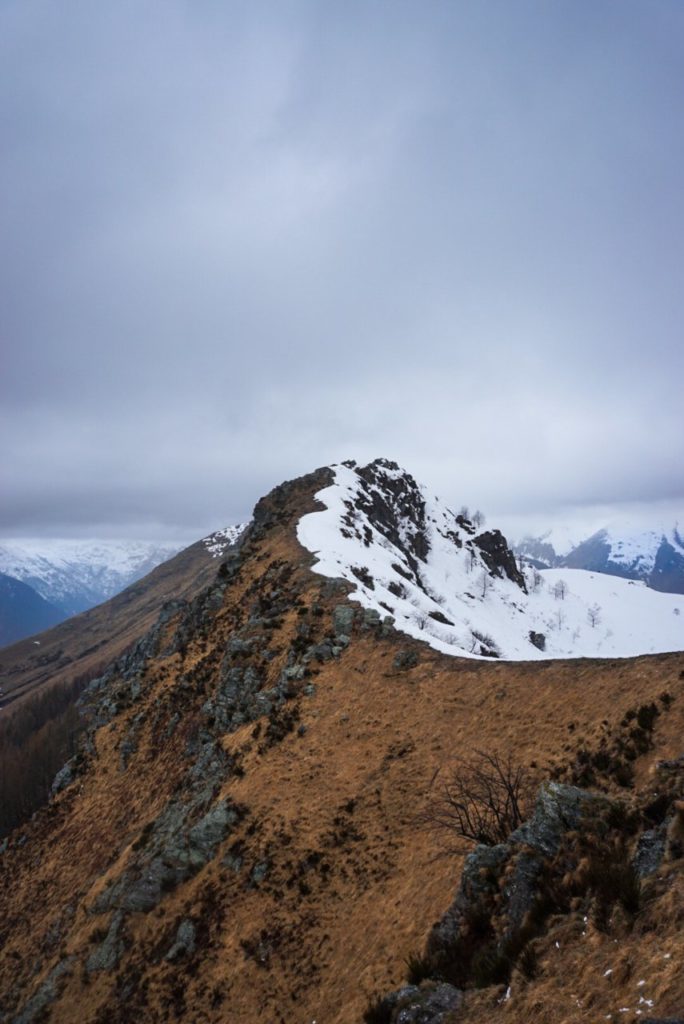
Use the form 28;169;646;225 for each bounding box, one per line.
0;539;184;616
0;573;65;648
515;522;684;594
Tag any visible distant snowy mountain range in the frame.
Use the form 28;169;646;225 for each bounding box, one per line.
0;539;183;618
297;459;683;660
0;529;251;648
514;522;684;594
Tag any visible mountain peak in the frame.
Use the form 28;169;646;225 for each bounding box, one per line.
297;461;683;660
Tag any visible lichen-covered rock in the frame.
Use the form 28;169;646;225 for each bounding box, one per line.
165;918;196;961
187;800;242;868
427;782;625;988
51;759;75;795
86;912;124;973
393;649;419;670
394;983;463;1023
12;957;74;1024
362;607;381;629
332;604;355;637
509;781;614;857
305;642;334;663
427;843;508;961
634;822;668;878
92;795;245;915
367;983;463;1024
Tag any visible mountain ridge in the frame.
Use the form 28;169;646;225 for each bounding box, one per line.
0;460;682;1023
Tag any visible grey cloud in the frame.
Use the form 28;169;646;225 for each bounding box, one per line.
2;1;683;539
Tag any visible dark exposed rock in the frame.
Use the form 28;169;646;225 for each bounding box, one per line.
351;566;375;590
426;783;621;985
165;918;196;961
92;786;245;915
368;983;463;1024
12;957;74;1024
352;460;430;581
332;604;355;637
86;911;124;973
393;649;419;671
428;610;455;626
528;630;546;651
51;760;76;795
474;530;527;590
245;465;334;546
634;822;667;878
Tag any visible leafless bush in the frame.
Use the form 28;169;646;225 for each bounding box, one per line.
420;750;535;850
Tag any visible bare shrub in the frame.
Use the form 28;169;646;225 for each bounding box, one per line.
420;750;535;850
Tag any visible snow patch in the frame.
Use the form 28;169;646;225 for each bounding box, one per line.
202;524;248;558
297;461;684;661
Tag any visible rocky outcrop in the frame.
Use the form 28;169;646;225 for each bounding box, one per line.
426;783;622;984
474;530;527;589
367;982;463;1024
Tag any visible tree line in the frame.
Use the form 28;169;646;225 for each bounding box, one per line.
0;664;104;839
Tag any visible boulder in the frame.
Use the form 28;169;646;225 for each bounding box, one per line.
165;918;196;961
332;604;355;637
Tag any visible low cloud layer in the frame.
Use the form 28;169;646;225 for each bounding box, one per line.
3;1;683;540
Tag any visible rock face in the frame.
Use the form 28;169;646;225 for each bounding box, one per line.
370;982;463;1024
425;783;632;989
473;530;527;589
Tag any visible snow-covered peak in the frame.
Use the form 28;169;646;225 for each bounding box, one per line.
202;524;248;558
297;460;683;661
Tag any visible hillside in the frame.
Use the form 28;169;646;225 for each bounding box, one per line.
0;461;682;1024
0;538;219;711
0;573;64;650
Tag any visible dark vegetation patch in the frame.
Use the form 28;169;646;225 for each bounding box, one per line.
428;610;455;626
556;696;671;791
0;664;105;838
350;566;376;590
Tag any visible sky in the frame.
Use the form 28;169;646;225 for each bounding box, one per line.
2;0;684;543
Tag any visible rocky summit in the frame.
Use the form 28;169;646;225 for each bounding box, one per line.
0;460;683;1024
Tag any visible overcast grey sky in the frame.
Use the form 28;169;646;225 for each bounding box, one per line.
2;0;683;540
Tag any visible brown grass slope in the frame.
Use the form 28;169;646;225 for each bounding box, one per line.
0;469;682;1024
0;540;216;710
